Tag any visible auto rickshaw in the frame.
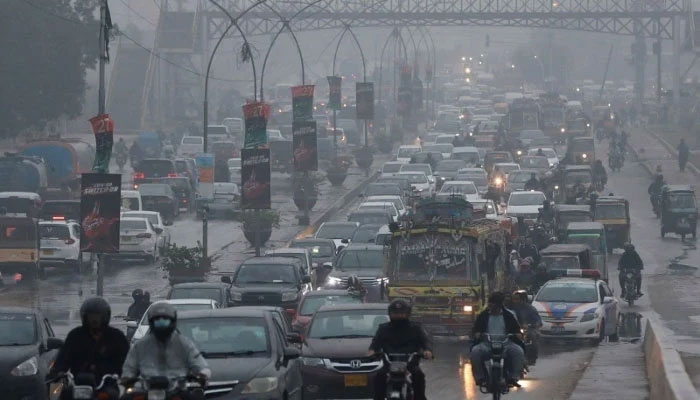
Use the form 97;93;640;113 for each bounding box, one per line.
554;204;592;239
564;222;608;280
593;196;630;252
539;243;593;277
660;185;698;240
555;165;593;204
0;216;40;280
566;136;595;164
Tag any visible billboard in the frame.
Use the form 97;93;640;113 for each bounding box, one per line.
292;120;318;172
88;114;114;173
241;148;271;209
196;153;215;200
292;85;315;121
243;102;270;148
356;82;374;120
80;173;121;253
327;76;342;110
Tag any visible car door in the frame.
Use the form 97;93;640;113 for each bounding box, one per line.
271;310;296;345
271;318;303;399
599;282;617;335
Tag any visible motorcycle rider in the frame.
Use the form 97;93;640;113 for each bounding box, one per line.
647;174;666;213
369;299;432;400
518;237;539;263
49;298;129;390
592;160;608;190
129;141;143;167
121;303;210;399
127;289;151;322
537;199;555;225
524;173;540;191
536;148;545;157
470;292;525;387
619;242;644;297
678;138;690;173
511;291;542;364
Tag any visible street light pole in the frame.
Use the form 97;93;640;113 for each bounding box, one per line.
96;0;108;297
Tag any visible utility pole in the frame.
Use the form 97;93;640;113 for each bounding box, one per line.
98;0;107;116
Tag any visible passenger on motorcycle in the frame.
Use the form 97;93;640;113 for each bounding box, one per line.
121;303;211;400
470;292;525;387
592;160;608;189
618;243;644;297
524;173;541;191
368;299;432;400
511;291;542;364
49;297;129;396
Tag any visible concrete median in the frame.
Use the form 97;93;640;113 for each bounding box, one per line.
644;317;700;400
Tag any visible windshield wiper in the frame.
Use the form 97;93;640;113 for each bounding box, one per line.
317;334;373;339
202;350;266;358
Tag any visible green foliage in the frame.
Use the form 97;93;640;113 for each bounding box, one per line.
160;242;209;271
0;0;99;138
238;210;280;229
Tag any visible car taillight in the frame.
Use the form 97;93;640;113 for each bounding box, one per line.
168;173;178;178
133;172;145;179
52;215;65;221
136;233;152;238
64;238;75;245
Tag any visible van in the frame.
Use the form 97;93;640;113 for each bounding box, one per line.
179;136;204;157
121;190;143;212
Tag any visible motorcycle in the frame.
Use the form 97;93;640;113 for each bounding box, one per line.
522;325;539;366
47;372;120;400
651;194;661;218
621;269;639;306
609;152;623;172
123;375;205;400
381;352;422;400
479;334;519;400
116;152;127;172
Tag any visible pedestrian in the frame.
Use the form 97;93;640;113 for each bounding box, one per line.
678;138;690;172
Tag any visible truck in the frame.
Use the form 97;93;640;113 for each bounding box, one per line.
20;139;95;199
538;93;568;142
0;154;49;196
385;197;509;337
505;98;541;135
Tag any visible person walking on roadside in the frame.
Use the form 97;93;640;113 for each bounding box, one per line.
678;138;690;173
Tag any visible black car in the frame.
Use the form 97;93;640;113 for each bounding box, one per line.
39;200;80;221
161;176;195;212
0;307;63;400
138;183;179;224
325;244;387;301
168;282;233;307
177;308;303;399
351;223;384;243
133;159;177;185
224;257;311;317
290;238;337;284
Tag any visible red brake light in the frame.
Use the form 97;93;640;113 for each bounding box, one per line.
134;172;145;179
64;238;75;245
52;215;65;221
167;173;178;178
136;233;152;238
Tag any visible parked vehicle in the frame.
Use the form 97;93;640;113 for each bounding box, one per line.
105;217;160;265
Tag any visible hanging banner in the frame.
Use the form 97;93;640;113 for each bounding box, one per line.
242;102;270;148
327;76;342;110
292;120;318;172
356;82;375;120
80;173;121;253
241;148;271;209
195;153;215;199
292;85;315;121
89;114;114;173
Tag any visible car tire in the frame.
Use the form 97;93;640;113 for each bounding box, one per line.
593;319;605;345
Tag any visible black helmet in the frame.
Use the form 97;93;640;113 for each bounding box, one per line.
388;299;412;315
148;302;177;341
623;242;635;251
655;174;664;182
80;297;111;328
132;289;143;301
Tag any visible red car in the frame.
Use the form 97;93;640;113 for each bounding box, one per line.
292;289;363;338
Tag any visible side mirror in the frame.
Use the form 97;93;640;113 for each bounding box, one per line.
301;275;312;284
527;295;534;303
284;346;301;360
341;239;349;244
286;332;302;344
221;275;232;284
603;296;613;304
126;320;138;329
46;337;63;351
154;227;164;234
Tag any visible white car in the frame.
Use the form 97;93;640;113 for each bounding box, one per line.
121;211;170;251
452;146;481;166
179;136;204;157
423;143;454;159
528;147;560;167
456;167;488;195
112;217;161;263
381;161;404;177
358;201;399;223
399;163;435;185
470;199;499;219
366;195;406;217
534;274;619;342
506;191;547;220
396;145;421;163
121;190;142;211
39;221;86;273
397;171;432;197
439;180;480;201
314;222;359;250
228;158;242;183
129;299;219;343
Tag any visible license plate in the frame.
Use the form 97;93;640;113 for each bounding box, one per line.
73;386;93;399
551;325;565;333
121;236;132;242
148;389;166;400
42;250;54;255
344;374;368;387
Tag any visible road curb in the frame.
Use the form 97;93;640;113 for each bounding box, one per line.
644;316;700;400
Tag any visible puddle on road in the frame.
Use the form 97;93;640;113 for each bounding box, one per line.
669;263;698;275
617;312;644;342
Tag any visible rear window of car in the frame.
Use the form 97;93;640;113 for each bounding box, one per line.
121;220;147;231
139;184;171;196
40;224;70;239
170;288;222;303
0;313;37;345
300;295;362;316
137;160;175;177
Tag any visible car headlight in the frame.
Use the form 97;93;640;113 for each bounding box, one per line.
231;292;242;301
302;357;326;367
376;277;388;285
580;313;598;322
327;276;342;286
11;356;38;376
241;377;279;394
582;153;587;159
282;292;298;302
560;127;566;133
554;185;560;190
517;150;522;155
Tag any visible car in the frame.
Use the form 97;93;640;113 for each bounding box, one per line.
380;161;404;177
301;303;389;399
365;195;406;217
528;147;560;167
530;137;555;149
178;136;204;157
228;157;242;183
0;307;63;400
409;151;443;165
107;217;160;264
176;307;303;399
225;257;312;318
222;117;244;141
39;200;80;222
439;180;480;201
506;191;547;221
422;143;454;159
519;156;551;174
207;124;231;144
434;159;468;184
161;176;195;212
315;222;359;251
138;183;179;225
168;282;233;307
399;163;435;185
358;201;399;222
129;298;219;343
396;171;432;196
505;169;539;194
120;190;142;211
456;167;488;195
451;146;481;166
372;178;412;197
363;183;403;198
471;199;499;218
325;244;387;301
533;274;619;343
435;134;458;145
396;145;421;163
292;290;364;336
289;237;337;274
174;158;197;188
351;223;384;244
265;248;316;288
493;162;520;176
348;210;393;226
39;220;86;273
203;182;240;219
121;211;170;250
133;158;178;184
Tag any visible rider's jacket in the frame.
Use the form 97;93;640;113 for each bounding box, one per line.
51;326;129;378
618;250;644;271
122;331;211;381
370;320;432;355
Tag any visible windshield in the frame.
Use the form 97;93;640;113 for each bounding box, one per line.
509;193;545;206
396;235;472;281
300;295;362;316
508;173;533;183
365;184;402;196
316;224;357;239
398;147;420;158
595;203;627;219
668;194;696;209
567;235;602;251
139;185;170;196
170;288;221;302
137;160;175;177
140;303;213;325
453;152;480;164
179;317;269;355
540;256;581;270
236;264;297;284
436;161;466;172
566;171;592;185
124;213;158;225
308;310;388;339
536;283;597;303
530;149;556;158
520;158;549;168
121;220;147;231
121;196;140;211
0;313;36;345
570;140;594;152
337;249;383;269
401;164;432;175
383;164;402;173
41;202;80;219
40;224;70;239
542;108;565;124
293;242;333;257
441;183;477;194
349;213;390;225
401;174;428;184
472;201;496;215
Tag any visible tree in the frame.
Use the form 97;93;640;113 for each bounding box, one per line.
0;0;98;139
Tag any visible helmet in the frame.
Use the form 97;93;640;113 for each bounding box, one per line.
148;302;177;341
513;290;528;302
655;174;664;182
388;299;412;315
623;242;635;251
132;289;143;301
80;297;111;328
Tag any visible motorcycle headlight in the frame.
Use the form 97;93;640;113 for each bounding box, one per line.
11;356;38;376
231;292;242;301
302;357;326;367
327;276;342;286
282;292;298;302
580;313;598;323
494;177;503;185
582;153;587;159
241;377;279;394
554;185;559;190
517;150;522;155
560;128;566;133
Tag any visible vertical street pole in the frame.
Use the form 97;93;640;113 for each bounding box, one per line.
672;16;681;125
96;0;107;297
657;37;662;102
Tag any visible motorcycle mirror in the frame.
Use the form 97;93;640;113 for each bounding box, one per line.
126;320;138;329
603;296;614;304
